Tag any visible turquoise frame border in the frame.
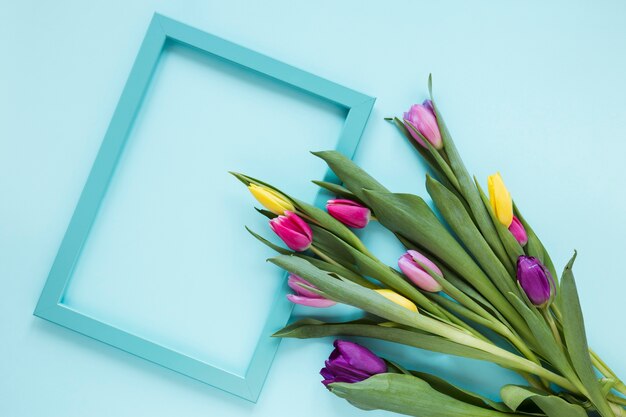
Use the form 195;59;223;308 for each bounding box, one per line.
33;13;374;402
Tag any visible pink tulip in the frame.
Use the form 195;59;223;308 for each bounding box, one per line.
269;211;313;251
403;100;443;149
286;274;336;308
398;250;443;292
508;216;528;246
326;199;371;229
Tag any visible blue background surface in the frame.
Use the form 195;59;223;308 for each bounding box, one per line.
2;1;626;416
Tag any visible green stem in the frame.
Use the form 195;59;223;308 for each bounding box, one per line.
310;246;342;268
424;320;580;393
542;308;563;347
608;394;626;407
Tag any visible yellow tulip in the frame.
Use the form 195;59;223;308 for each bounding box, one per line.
374;289;418;312
487;172;513;227
247;184;295;215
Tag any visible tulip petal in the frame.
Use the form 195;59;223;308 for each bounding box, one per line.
508;216;528;246
374;289;418;312
287;274;320;298
284;211;313;241
334;340;387;375
286;294;336;308
487;172;513;227
397;252;443;292
407;250;442;276
248;184;294;214
517;256;553;307
327;201;371;229
269;220;312;251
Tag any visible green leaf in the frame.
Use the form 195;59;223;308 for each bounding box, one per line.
312;180;363;203
254;207;278;219
301;256;378;289
561;253;615;417
273;318;506;364
412;371;512;412
245;227;292;255
330;374;519;417
312;151;389;202
500;385;587;417
361;188;533;343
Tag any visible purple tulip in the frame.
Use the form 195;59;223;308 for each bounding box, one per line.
326;199;371;229
398;250;443;292
517;256;555;307
269;211;313;251
403;100;443;149
509;216;528;246
320;340;387;386
286;274;336;308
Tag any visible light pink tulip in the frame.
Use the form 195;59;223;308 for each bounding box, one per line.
286;274;336;308
403;100;443;149
398;250;443;292
269;211;313;251
508;216;528;246
326;199;371;229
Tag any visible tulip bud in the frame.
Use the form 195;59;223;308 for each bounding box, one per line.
508;216;528;246
320;340;387;386
326;199;371;229
286;274;336;308
403;100;443;149
269;211;313;251
397;250;443;292
487;172;513;227
247;183;295;215
516;256;555;308
374;289;418;312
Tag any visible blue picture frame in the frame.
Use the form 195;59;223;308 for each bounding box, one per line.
34;13;374;402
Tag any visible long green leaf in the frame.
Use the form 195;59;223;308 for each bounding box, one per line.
561;253;614;417
312;180;363;203
411;371;512;412
500;385;587;417
275;319;506;365
312;151;389;200
330;374;519;417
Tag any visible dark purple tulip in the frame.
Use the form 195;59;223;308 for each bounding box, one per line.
516;256;555;307
320;340;386;386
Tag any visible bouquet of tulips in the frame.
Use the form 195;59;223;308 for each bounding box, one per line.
231;78;626;417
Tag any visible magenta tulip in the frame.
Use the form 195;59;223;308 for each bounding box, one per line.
269;211;313;251
397;250;443;292
286;274;336;308
326;199;371;229
320;340;386;386
509;216;528;246
517;256;555;307
403;100;443;149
